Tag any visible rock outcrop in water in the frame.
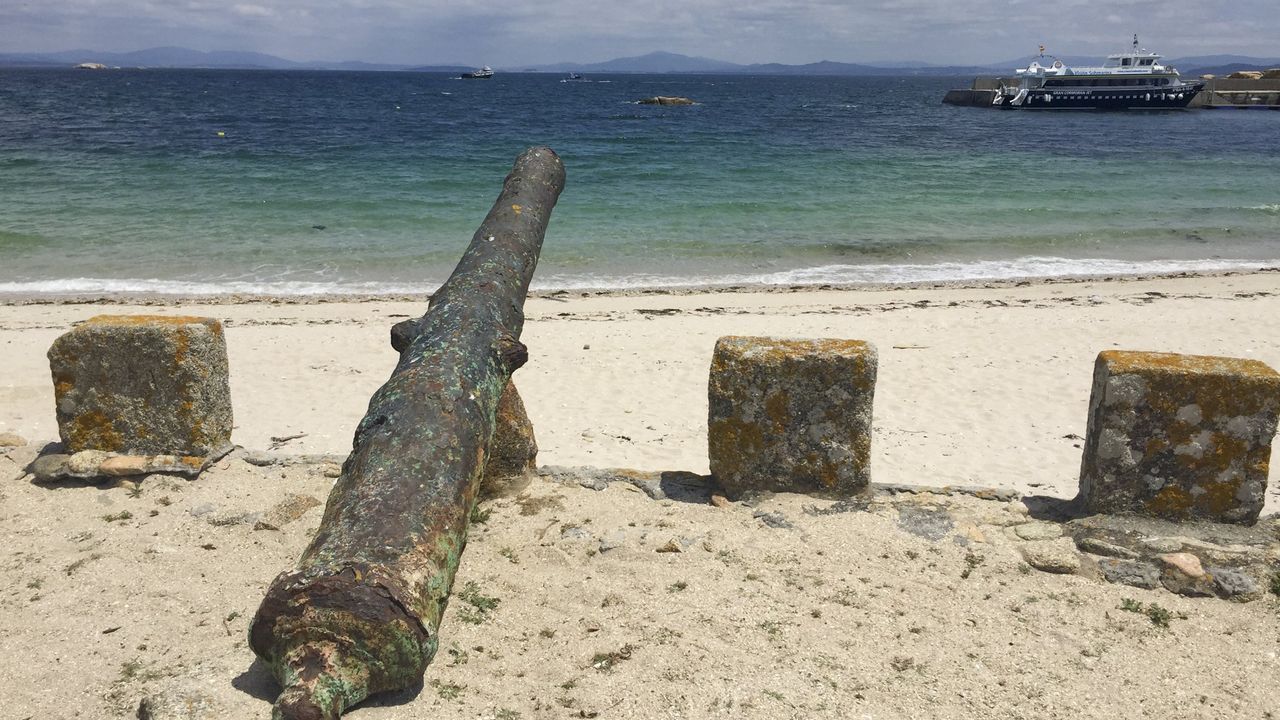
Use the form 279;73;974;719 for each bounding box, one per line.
638;96;695;106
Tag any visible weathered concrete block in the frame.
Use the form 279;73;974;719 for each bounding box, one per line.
708;336;876;498
1079;350;1280;525
48;315;233;456
480;381;538;499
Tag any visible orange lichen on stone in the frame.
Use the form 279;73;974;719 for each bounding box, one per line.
815;461;840;489
1099;350;1280;418
1144;436;1169;456
764;390;790;430
173;325;191;365
82;314;218;328
1199;479;1243;516
707;416;765;480
1146;485;1195;517
741;338;873;372
65;410;124;452
52;370;75;401
1100;350;1278;378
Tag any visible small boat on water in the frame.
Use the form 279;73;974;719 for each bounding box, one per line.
561;73;587;82
995;35;1203;110
460;66;494;79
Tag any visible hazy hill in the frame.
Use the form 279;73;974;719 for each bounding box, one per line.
537;51;741;74
0;47;409;71
1183;63;1280;77
3;47;1279;77
1171;54;1280;70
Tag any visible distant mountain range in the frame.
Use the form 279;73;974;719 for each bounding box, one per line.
2;47;1278;77
0;46;466;72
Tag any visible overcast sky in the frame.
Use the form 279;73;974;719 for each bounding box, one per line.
1;0;1275;66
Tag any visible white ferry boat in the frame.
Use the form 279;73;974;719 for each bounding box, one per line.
996;36;1203;110
460;66;494;79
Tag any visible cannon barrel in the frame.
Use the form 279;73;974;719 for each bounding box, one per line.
249;147;565;719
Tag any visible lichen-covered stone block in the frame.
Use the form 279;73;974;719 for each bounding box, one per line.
48;315;233;456
1079;350;1280;525
708;336;876;498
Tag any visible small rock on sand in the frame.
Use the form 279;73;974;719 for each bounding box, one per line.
0;432;28;447
1020;539;1081;574
1013;522;1063;541
1142;537;1183;553
1208;566;1260;600
1158;552;1205;578
1159;552;1215;596
1076;537;1140;559
599;530;627;552
242;450;278;467
67;450;114;476
1097;558;1161;589
99;455;151;477
29;454;71;481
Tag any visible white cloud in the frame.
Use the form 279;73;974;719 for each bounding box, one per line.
232;4;276;18
1;0;1276;65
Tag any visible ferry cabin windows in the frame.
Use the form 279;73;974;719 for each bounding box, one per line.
1042;78;1171;88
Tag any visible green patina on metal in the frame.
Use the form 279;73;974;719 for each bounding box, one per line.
249;147;565;719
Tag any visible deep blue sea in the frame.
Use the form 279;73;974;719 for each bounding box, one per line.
1;68;1278;294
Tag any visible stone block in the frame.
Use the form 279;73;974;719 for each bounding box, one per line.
1078;350;1280;525
48;315;233;456
480;381;538;499
708;336;876;498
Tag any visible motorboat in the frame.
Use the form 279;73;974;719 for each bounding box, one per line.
460;66;494;79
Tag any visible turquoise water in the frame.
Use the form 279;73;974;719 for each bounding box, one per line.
1;69;1278;294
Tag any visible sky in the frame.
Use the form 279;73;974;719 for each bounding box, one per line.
1;0;1275;66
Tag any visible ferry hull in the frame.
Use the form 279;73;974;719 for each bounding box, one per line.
1001;83;1204;110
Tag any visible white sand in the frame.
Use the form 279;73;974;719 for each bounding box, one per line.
3;272;1279;508
2;272;1280;720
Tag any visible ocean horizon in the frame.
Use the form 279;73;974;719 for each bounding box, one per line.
2;68;1278;296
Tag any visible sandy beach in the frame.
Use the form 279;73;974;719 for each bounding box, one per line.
3;271;1279;507
2;271;1280;719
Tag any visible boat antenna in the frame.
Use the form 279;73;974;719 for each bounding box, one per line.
1133;34;1139;51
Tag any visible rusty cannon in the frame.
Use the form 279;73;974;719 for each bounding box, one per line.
249;147;565;719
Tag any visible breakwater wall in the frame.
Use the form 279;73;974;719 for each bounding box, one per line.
1191;78;1280;108
943;77;1280;109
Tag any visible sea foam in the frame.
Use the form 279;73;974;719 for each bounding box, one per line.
3;256;1276;297
530;256;1280;291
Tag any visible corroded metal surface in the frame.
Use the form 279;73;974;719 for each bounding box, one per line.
249;147;564;719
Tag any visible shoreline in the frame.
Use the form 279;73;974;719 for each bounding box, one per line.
1;264;1277;306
